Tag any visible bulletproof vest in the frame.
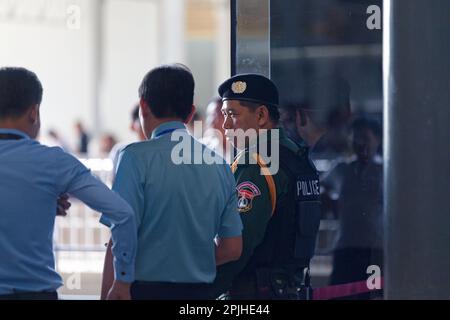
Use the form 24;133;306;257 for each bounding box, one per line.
240;141;321;276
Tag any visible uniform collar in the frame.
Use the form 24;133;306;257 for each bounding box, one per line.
150;121;186;140
0;128;30;140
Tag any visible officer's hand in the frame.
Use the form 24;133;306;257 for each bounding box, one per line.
106;281;132;300
57;194;72;217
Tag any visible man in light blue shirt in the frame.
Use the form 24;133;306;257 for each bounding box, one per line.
0;67;137;300
101;64;243;300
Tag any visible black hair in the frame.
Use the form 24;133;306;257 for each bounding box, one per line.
351;117;382;140
293;74;351;129
0;67;43;118
138;64;194;120
131;103;140;121
240;100;280;123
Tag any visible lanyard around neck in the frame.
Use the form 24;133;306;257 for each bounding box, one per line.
0;133;25;140
154;128;180;138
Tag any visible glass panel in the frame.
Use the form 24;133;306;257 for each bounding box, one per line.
235;0;384;299
235;0;270;76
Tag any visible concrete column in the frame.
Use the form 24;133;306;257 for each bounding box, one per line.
383;0;450;299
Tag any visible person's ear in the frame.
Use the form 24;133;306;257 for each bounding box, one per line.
257;105;270;127
28;104;39;124
139;98;150;118
184;105;196;124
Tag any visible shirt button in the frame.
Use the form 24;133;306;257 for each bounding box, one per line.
123;253;127;256
121;272;126;276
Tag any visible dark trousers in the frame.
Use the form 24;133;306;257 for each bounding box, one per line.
131;281;213;300
0;291;58;300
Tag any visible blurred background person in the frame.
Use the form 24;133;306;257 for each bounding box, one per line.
325;117;383;298
99;134;117;156
39;129;70;152
291;74;352;222
294;74;352;163
279;102;304;146
74;121;90;155
201;97;234;163
288;73;355;288
109;104;147;176
130;103;147;142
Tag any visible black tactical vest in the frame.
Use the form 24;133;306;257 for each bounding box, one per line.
239;141;321;276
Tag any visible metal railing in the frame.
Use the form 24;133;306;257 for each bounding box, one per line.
54;158;113;278
54;158;113;250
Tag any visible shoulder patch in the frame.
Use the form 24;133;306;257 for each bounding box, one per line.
236;181;261;213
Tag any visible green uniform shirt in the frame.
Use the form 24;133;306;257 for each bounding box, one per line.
212;128;295;297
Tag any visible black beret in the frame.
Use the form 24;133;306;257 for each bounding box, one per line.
218;73;279;108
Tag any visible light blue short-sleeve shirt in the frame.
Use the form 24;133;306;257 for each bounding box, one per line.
112;121;242;284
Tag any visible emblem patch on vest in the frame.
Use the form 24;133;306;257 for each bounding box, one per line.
237;181;261;213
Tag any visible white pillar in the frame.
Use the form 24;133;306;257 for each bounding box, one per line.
158;0;186;64
86;0;104;136
214;0;231;86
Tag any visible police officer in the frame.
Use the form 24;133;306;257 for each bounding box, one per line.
212;74;321;300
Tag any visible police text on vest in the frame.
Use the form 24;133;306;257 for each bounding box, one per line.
297;179;320;197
